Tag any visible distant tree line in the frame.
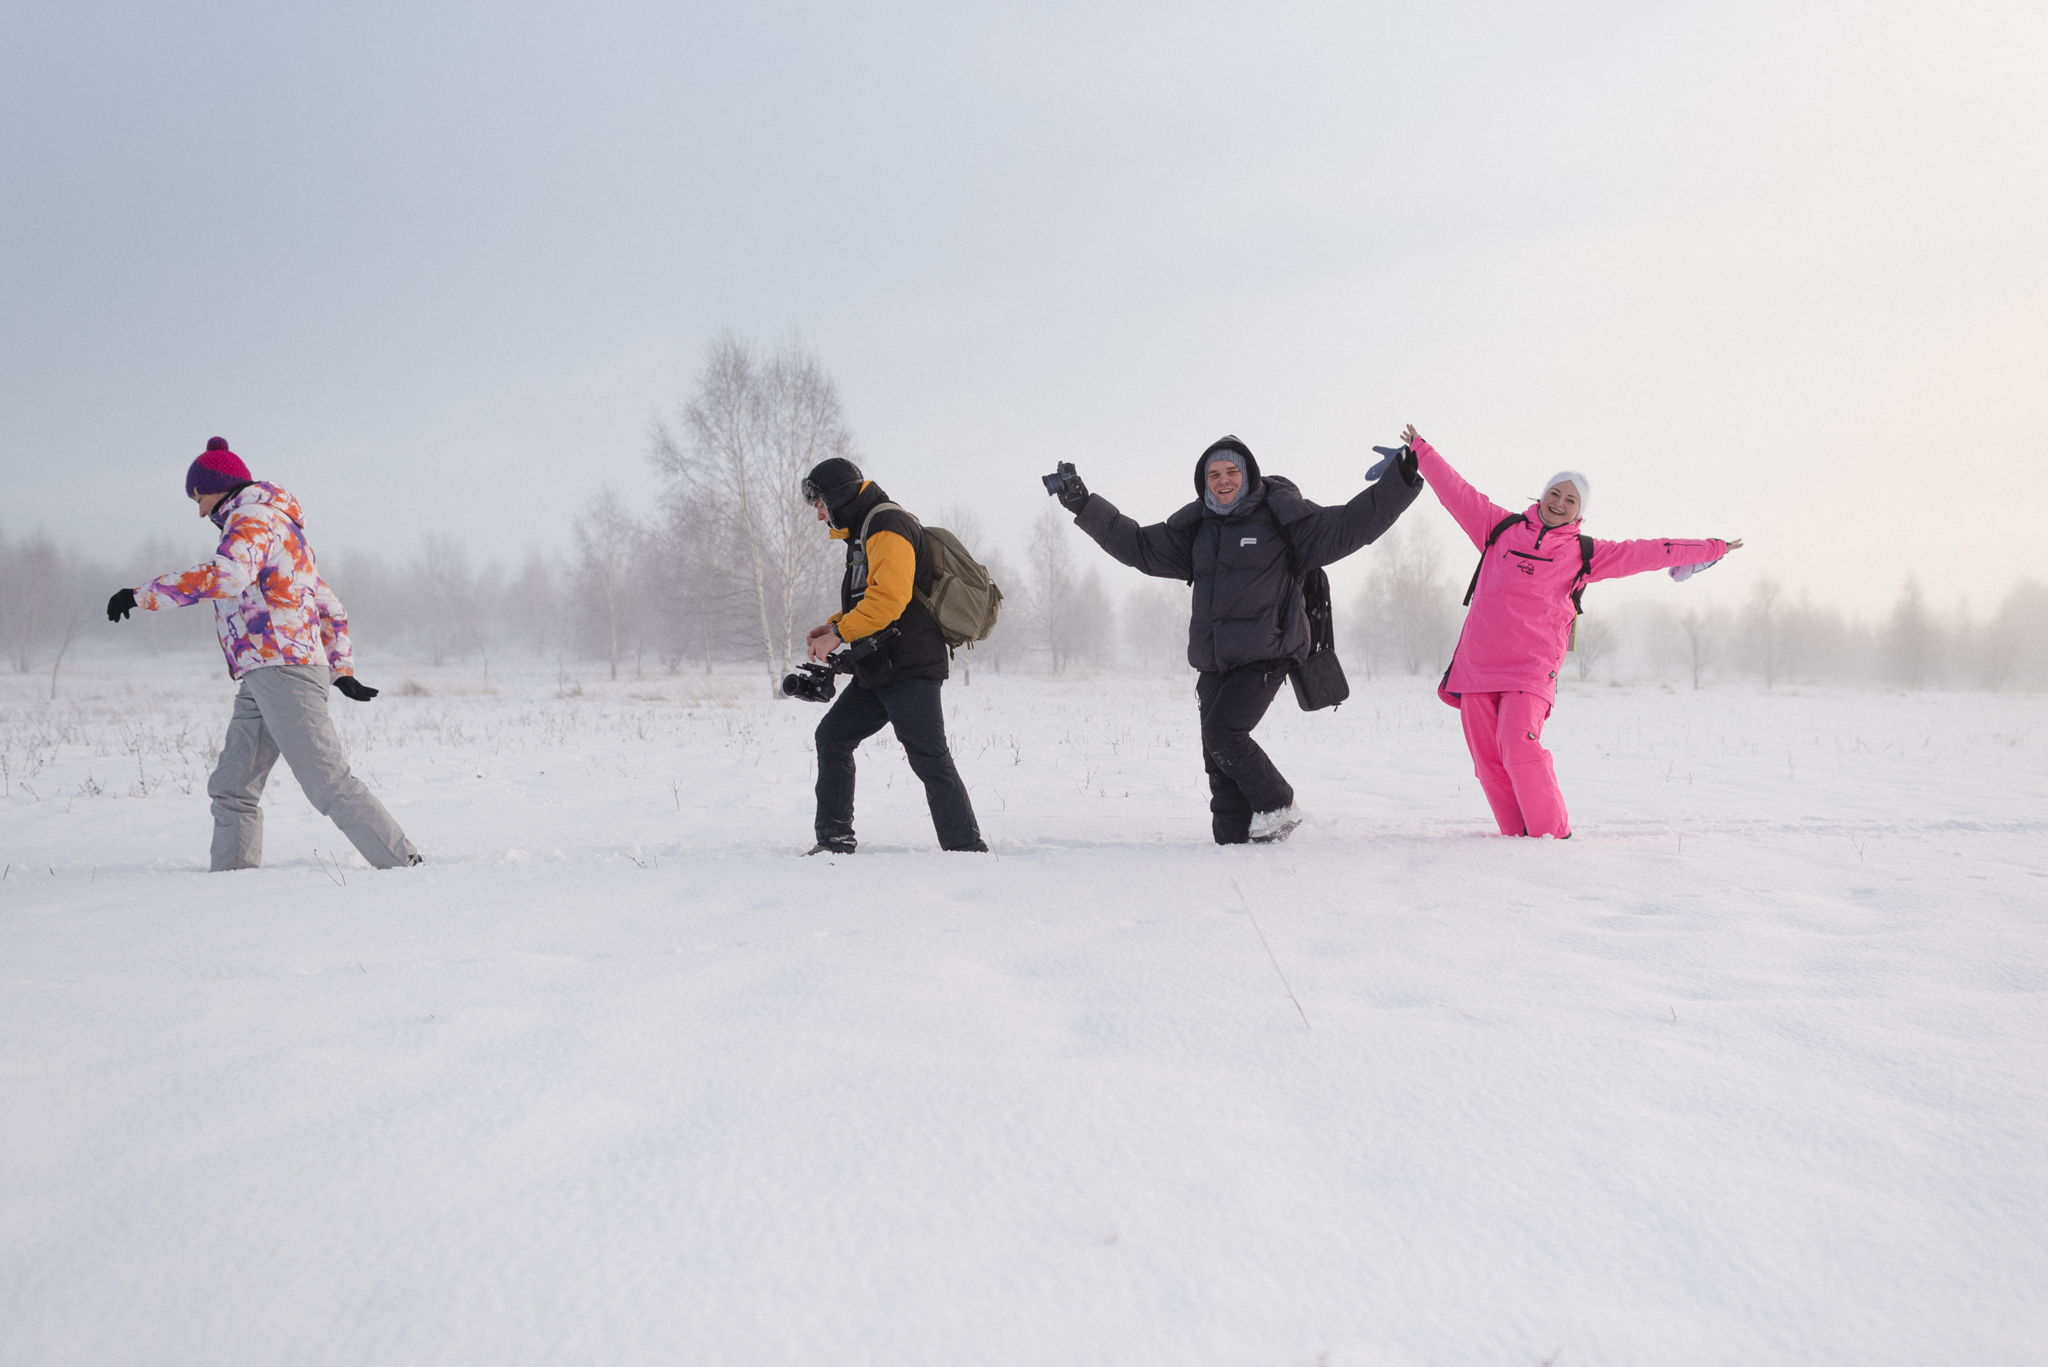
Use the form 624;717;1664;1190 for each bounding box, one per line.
8;334;2046;696
17;513;2044;698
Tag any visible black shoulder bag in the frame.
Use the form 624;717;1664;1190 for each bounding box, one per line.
1274;517;1349;711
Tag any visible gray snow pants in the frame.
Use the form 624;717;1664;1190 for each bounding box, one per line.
208;664;418;871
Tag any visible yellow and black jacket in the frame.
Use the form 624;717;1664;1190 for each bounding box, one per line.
828;480;950;683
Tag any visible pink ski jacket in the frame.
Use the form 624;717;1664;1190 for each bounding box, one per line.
138;482;356;681
1415;439;1727;707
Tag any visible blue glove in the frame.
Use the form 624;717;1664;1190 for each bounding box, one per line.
1367;444;1419;485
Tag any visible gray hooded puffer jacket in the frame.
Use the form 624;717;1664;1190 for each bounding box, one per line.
1073;435;1423;672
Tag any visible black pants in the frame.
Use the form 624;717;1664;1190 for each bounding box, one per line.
815;678;982;850
1196;662;1295;845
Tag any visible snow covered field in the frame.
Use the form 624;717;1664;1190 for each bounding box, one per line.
4;659;2045;1367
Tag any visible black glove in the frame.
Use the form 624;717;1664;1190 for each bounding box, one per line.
106;588;138;623
333;676;380;702
1044;461;1090;514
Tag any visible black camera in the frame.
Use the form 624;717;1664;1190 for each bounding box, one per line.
779;627;899;704
1042;460;1080;499
781;661;840;703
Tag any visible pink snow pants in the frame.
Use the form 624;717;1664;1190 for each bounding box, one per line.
1459;691;1569;838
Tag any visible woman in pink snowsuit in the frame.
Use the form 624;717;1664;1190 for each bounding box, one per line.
1404;424;1741;838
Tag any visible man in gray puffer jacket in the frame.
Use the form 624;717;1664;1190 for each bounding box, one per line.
1055;435;1422;844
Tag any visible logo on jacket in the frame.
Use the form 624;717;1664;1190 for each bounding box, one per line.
1515;559;1536;576
1240;537;1258;548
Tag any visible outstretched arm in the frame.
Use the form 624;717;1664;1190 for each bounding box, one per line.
1073;493;1199;581
1280;456;1425;570
1588;535;1740;583
1403;426;1513;549
134;512;273;608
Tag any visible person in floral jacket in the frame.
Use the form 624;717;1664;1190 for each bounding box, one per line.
107;437;421;871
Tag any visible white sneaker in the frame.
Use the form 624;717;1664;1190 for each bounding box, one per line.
1248;805;1303;844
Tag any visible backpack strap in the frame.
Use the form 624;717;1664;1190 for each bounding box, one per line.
855;501;939;626
1463;515;1596;618
856;501;912;546
856;500;928;579
1270;513;1335;652
1463;513;1526;606
1269;509;1302;576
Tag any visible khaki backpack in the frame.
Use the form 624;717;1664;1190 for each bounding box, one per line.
857;503;1004;650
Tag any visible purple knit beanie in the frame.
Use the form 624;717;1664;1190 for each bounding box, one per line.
185;437;252;497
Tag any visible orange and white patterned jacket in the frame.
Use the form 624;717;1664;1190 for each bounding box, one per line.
138;482;356;681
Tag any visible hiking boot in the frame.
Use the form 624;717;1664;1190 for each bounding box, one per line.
1248;805;1303;844
806;837;857;856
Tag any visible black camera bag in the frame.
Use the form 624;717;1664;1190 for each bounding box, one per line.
1288;565;1349;711
1273;518;1348;711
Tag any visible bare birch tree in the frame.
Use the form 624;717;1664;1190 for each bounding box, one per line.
1352;522;1458;677
1743;578;1787;689
1570;614;1614;681
1981;578;2048;691
570;486;642;681
1121;578;1191;673
1024;503;1082;674
409;533;488;671
1;527;56;674
1674;607;1721;689
508;548;566;660
2;527;103;681
1881;577;1940;690
651;331;849;694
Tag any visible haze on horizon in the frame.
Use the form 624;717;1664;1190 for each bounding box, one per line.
6;0;2045;626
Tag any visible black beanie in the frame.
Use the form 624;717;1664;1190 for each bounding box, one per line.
802;457;864;513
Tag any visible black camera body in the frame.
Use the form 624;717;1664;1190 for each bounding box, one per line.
1042;460;1081;500
780;628;898;703
781;661;839;703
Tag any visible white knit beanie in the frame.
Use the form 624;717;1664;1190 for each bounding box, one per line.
1542;470;1590;518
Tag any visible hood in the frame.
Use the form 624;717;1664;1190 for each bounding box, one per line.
212;481;306;530
823;479;869;528
1191;435;1263;499
829;479;888;536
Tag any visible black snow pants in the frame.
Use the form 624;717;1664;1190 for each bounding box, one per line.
815;677;983;851
1196;661;1295;845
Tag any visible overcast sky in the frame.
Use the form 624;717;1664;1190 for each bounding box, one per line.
7;0;2045;623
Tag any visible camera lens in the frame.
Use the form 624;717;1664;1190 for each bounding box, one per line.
780;665;836;703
